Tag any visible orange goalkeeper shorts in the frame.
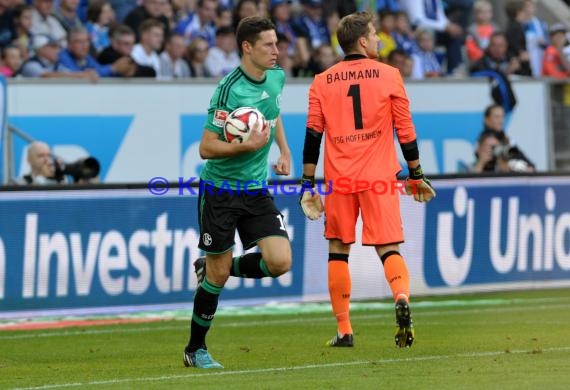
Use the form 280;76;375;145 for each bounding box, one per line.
324;188;404;246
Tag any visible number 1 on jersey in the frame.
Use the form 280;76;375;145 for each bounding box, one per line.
347;84;363;130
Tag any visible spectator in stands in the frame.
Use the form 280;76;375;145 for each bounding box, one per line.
124;0;170;41
470;31;525;76
11;4;34;60
523;0;549;77
16;141;63;185
400;0;464;75
19;34;94;79
232;0;259;30
542;24;570;79
85;0;115;55
292;0;330;51
131;18;164;76
98;24;156;77
204;25;239;77
444;0;475;32
504;0;532;76
470;130;502;173
159;32;190;78
59;26;134;77
387;48;412;78
376;0;401;12
161;0;177;31
480;103;509;144
30;0;68;46
322;0;355;19
258;0;269;18
271;0;310;68
0;0;15;49
174;0;217;46
215;6;233;29
411;28;443;79
465;0;497;65
187;36;211;77
217;0;235;9
391;10;416;55
377;10;396;61
0;45;22;77
327;10;343;57
276;32;293;76
54;0;84;32
110;0;137;23
298;42;336;76
473;104;535;173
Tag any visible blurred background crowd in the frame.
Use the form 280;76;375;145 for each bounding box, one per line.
0;0;569;81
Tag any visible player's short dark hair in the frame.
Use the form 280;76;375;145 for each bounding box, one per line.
337;11;373;54
236;16;275;56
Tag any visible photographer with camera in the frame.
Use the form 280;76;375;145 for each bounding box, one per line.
473;103;535;174
16;141;63;185
15;141;101;185
471;130;535;173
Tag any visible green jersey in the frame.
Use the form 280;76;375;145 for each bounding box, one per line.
201;66;285;189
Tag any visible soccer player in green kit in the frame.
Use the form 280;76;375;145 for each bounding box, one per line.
183;16;292;369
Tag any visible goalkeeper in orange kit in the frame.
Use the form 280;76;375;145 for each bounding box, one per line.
300;11;435;348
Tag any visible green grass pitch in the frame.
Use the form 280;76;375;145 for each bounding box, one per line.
1;288;570;389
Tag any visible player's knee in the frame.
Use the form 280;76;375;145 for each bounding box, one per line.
265;254;292;277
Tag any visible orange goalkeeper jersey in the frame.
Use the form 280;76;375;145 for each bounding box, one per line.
306;54;417;192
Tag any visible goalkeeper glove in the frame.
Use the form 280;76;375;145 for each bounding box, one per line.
299;175;324;220
405;165;436;203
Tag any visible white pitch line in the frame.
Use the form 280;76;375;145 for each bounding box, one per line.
2;302;570;340
9;346;570;390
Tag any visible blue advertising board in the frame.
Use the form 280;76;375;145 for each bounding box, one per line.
0;189;306;313
424;180;570;287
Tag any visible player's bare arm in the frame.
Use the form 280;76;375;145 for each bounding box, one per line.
272;115;291;175
199;125;269;159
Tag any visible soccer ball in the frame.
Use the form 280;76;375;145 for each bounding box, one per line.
223;107;265;143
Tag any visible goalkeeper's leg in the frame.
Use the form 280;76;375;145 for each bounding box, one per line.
378;248;414;348
326;241;354;347
323;193;358;347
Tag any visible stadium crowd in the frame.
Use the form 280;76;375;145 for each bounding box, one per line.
0;0;569;80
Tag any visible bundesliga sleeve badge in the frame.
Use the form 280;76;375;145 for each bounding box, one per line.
213;110;229;127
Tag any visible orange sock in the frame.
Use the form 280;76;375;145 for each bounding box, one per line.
382;251;410;302
328;255;352;335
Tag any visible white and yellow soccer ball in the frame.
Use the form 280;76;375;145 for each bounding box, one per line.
223;107;266;143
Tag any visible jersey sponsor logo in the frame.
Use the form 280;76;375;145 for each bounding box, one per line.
213;110;228;127
261;91;270;100
203;233;212;246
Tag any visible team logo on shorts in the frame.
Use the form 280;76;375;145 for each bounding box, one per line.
203;233;212;246
213;110;228;127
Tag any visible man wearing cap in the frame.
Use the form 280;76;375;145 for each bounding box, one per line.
542;23;570;79
19;34;94;80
